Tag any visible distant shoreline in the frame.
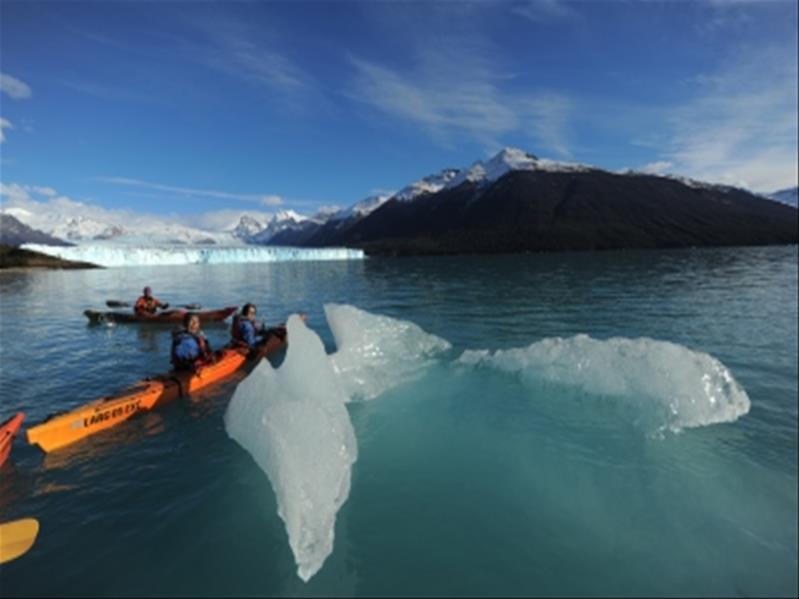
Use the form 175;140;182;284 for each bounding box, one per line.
0;245;101;270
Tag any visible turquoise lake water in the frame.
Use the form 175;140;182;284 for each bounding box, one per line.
0;245;796;597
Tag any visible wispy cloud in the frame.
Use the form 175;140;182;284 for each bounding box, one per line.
96;176;284;205
660;44;797;191
347;51;574;157
638;161;674;175
0;73;32;99
511;0;579;23
181;11;314;98
0;118;12;143
61;79;154;103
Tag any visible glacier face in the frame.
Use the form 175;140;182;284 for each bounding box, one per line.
20;243;365;267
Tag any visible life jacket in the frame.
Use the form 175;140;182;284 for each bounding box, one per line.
135;296;160;315
171;330;212;370
230;315;248;348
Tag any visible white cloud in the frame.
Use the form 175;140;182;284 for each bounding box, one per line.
348;52;573;157
182;12;313;97
638;161;674;175
0;182;285;235
0;73;32;99
511;0;579;23
660;45;798;191
0;118;12;143
260;195;284;207
96;176;281;204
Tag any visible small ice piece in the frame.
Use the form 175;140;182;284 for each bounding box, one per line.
325;303;452;401
225;315;357;582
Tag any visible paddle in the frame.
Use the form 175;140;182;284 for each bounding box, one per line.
0;518;39;564
105;300;202;310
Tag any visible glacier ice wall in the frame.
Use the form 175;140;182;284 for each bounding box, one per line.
20;243;364;267
459;334;751;431
325;303;452;401
225;315;357;582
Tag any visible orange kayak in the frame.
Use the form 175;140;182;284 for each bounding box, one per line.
27;334;285;454
0;412;25;468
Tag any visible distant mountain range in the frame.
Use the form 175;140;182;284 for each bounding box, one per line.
0;214;73;247
259;148;799;254
2;147;796;253
766;187;798;208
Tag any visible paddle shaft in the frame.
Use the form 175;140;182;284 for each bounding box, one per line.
106;300;202;310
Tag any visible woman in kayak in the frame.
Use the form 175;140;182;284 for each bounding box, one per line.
134;286;169;316
231;303;289;350
231;303;269;349
171;313;215;371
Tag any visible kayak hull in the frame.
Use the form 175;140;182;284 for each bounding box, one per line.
0;412;25;468
84;306;238;325
27;334;285;453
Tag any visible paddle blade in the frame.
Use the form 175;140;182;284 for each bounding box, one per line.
106;300;130;308
0;518;39;564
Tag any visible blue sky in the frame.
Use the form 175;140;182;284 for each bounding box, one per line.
1;0;797;229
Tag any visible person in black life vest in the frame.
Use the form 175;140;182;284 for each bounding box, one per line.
134;286;169;316
171;313;215;371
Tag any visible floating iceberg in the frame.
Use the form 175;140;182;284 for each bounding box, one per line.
225;305;452;581
459;334;751;431
326;303;452;401
20;243;364;267
225;315;357;582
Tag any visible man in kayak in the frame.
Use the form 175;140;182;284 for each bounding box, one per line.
171;313;215;371
134;287;169;316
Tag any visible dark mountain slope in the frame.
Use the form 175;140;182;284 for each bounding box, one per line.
327;170;797;255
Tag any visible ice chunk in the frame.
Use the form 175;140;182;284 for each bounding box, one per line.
225;315;357;582
20;243;364;267
325;303;452;401
459;334;750;431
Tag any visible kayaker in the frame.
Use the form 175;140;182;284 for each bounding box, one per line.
231;303;270;349
134;287;169;316
171;313;215;371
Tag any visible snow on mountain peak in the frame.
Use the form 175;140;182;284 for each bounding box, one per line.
232;215;265;239
274;209;306;223
446;147;591;190
393;169;461;202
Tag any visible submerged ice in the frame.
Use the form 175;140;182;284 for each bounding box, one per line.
224;306;450;582
225;306;753;582
459;334;751;431
20;243;364;267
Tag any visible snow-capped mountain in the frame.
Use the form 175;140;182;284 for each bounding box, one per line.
445;148;591;190
393;170;461;201
329;194;392;221
231;215;265;240
247;210;310;244
0;213;73;247
1;206;235;245
766;186;798;208
294;147;797;254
